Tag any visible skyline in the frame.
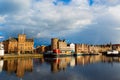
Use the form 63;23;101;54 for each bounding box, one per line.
0;0;120;45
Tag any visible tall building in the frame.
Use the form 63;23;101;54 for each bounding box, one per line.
58;39;67;49
51;38;59;50
3;34;34;54
51;38;68;50
51;38;75;54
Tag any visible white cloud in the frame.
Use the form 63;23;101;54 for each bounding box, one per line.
108;5;120;21
0;16;6;23
0;0;120;44
0;36;4;38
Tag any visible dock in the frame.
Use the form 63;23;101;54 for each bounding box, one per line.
0;54;43;60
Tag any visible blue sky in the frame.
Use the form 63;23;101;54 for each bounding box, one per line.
0;0;120;46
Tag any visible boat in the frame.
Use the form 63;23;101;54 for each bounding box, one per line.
0;43;4;56
107;50;119;54
44;49;72;58
105;50;119;56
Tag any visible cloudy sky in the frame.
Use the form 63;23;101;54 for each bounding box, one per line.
0;0;120;45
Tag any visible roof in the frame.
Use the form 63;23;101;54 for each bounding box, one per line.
3;37;18;42
9;38;18;41
26;39;34;42
112;44;120;46
3;38;33;42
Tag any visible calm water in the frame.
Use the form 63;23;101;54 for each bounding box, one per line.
0;55;120;80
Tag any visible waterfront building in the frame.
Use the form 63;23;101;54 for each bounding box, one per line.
70;43;75;53
0;42;4;56
36;45;46;53
51;38;59;50
3;34;34;54
112;44;120;51
51;38;67;50
58;39;67;49
75;44;89;54
51;38;74;54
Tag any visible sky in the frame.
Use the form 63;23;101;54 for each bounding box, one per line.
0;0;120;46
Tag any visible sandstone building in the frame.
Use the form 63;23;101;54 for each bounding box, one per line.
51;38;74;54
75;44;89;54
36;45;46;53
3;34;34;54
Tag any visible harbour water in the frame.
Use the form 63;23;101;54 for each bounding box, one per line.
0;55;120;80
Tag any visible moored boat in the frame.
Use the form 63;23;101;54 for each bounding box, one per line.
44;49;73;58
105;50;119;56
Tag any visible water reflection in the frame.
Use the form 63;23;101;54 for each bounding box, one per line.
0;60;3;73
75;55;102;66
45;55;120;73
3;59;33;78
0;55;120;80
50;57;71;73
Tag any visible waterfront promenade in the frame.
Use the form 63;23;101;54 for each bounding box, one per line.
0;54;43;60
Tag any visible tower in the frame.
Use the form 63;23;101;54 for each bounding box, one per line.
18;34;26;43
51;38;59;50
18;34;26;54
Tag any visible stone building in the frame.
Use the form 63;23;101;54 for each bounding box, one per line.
51;38;67;50
75;44;89;54
36;45;46;53
112;44;120;51
3;34;34;54
51;38;59;50
58;39;67;49
51;38;73;54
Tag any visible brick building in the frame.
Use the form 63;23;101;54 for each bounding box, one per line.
3;34;34;54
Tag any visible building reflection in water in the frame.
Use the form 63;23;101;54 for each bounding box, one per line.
49;56;102;73
75;55;102;66
48;55;120;73
1;55;120;77
50;57;72;73
3;59;33;78
0;60;3;73
70;57;75;67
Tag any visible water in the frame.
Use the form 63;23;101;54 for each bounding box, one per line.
0;55;120;80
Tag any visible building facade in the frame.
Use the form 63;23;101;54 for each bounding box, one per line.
51;38;59;50
3;34;34;54
51;38;67;50
36;45;46;54
51;38;75;54
75;44;89;54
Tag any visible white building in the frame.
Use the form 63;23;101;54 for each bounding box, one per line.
70;43;75;53
0;42;4;56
